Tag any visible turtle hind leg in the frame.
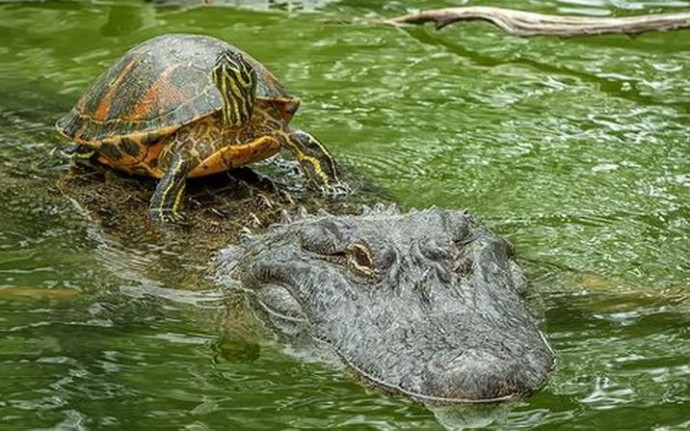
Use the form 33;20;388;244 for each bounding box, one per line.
148;151;192;224
67;144;98;170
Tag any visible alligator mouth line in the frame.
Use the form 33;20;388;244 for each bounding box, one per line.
333;347;520;405
538;330;557;359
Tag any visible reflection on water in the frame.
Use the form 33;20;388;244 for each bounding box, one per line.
147;0;338;10
0;0;689;429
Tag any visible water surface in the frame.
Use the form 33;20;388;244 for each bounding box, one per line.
0;1;688;429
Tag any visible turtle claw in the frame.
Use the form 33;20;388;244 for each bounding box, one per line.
148;208;186;226
319;182;351;198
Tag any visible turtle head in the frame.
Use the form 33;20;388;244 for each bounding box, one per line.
212;50;257;128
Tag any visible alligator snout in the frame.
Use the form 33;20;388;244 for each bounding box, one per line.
422;335;553;403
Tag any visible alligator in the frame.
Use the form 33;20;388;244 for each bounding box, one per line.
214;202;554;403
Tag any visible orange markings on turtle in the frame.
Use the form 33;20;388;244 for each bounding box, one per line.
92;55;142;122
123;63;186;122
97;142;165;178
188;136;280;178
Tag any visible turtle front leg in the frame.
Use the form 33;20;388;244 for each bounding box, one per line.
282;130;347;195
148;151;192;224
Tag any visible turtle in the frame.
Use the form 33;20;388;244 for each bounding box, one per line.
56;33;341;223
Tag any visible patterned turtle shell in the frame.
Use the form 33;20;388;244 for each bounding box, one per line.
56;34;298;146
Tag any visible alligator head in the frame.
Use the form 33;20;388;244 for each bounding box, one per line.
214;205;554;404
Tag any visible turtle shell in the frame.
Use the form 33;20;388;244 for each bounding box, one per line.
56;34;298;146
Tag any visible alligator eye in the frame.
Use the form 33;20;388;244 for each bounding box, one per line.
347;241;376;277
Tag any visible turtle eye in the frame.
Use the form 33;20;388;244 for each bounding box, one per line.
347;240;376;277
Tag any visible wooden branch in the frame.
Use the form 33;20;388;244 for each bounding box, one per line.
383;6;690;37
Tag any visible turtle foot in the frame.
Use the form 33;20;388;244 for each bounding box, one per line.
148;208;187;226
319;182;351;198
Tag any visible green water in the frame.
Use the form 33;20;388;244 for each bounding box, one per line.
1;1;689;429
